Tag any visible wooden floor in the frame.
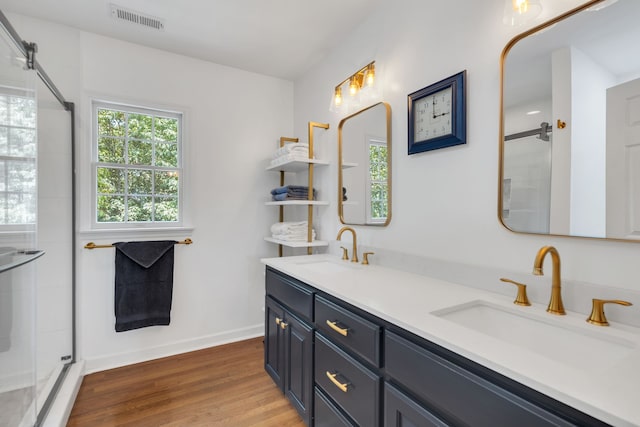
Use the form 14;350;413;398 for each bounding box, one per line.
67;337;306;427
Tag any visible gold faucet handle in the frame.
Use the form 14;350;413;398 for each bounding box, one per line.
587;299;632;326
500;278;531;306
362;252;374;265
340;246;349;261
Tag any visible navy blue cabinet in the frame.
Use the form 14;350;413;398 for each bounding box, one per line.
384;383;449;427
265;269;314;425
264;266;609;427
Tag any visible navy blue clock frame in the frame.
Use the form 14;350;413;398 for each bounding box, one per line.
408;70;466;154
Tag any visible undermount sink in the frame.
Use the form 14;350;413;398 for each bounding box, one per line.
295;259;359;274
432;300;636;372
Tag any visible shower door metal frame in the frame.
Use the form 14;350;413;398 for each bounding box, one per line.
0;9;76;426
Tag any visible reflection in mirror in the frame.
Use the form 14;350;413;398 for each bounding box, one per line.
500;0;640;241
338;102;391;226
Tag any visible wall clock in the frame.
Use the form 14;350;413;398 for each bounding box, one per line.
408;70;466;154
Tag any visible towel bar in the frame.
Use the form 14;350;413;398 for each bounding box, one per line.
84;238;193;250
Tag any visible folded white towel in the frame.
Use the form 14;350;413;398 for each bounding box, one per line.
271;221;308;235
272;230;316;242
272;143;310;159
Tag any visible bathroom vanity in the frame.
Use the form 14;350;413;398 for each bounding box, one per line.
263;255;640;427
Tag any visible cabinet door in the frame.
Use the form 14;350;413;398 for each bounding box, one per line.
315;386;356;427
384;383;449;427
265;297;285;391
284;312;313;425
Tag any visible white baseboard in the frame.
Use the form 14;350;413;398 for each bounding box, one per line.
84;324;264;374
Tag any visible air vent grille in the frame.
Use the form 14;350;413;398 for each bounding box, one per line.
110;4;165;31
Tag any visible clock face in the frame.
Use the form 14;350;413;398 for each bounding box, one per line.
413;86;453;142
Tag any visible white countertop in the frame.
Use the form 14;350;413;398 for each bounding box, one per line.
262;254;640;427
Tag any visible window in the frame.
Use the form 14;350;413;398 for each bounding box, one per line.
93;101;182;226
0;88;37;227
367;139;388;223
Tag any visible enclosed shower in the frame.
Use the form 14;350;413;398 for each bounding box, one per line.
0;11;75;427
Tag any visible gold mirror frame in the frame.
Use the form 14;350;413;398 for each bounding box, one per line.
338;102;392;226
497;0;640;243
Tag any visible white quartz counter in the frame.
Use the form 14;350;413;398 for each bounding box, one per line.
262;254;640;427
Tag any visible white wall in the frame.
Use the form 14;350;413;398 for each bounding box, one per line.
8;14;292;372
570;46;615;238
294;0;640;294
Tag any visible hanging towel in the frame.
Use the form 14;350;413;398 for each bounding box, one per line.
113;240;177;332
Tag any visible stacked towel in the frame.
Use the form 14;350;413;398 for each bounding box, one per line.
271;221;316;242
270;143;312;167
271;185;317;201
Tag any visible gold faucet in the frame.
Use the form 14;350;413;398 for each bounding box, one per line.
532;246;565;315
336;226;358;263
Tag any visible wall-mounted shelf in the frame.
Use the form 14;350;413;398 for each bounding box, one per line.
266;122;330;256
267;159;329;173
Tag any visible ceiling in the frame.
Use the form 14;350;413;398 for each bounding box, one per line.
0;0;379;80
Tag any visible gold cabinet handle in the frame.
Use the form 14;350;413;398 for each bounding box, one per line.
362;251;375;265
500;278;531;306
326;371;349;393
326;320;348;337
587;299;633;326
280;321;288;330
340;246;349;261
275;317;281;326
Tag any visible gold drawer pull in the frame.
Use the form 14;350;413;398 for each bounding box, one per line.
275;317;281;326
280;321;288;330
326;320;348;337
326;371;349;393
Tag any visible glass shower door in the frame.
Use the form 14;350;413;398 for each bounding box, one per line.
0;25;39;427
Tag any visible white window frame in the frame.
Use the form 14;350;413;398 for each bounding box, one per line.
91;100;184;229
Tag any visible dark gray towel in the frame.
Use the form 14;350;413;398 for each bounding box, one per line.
114;240;177;332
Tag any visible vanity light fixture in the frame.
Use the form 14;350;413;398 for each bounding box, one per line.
503;0;542;26
330;61;379;114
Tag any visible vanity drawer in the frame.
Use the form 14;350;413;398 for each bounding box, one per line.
385;331;579;427
315;295;381;366
315;332;380;427
384;382;449;427
266;267;313;322
314;386;355;427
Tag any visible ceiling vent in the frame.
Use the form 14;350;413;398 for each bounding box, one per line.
110;4;165;31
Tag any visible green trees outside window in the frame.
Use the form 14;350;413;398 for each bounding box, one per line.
95;104;181;223
369;143;388;221
0;92;37;225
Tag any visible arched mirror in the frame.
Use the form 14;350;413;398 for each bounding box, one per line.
338;102;391;226
499;0;640;241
